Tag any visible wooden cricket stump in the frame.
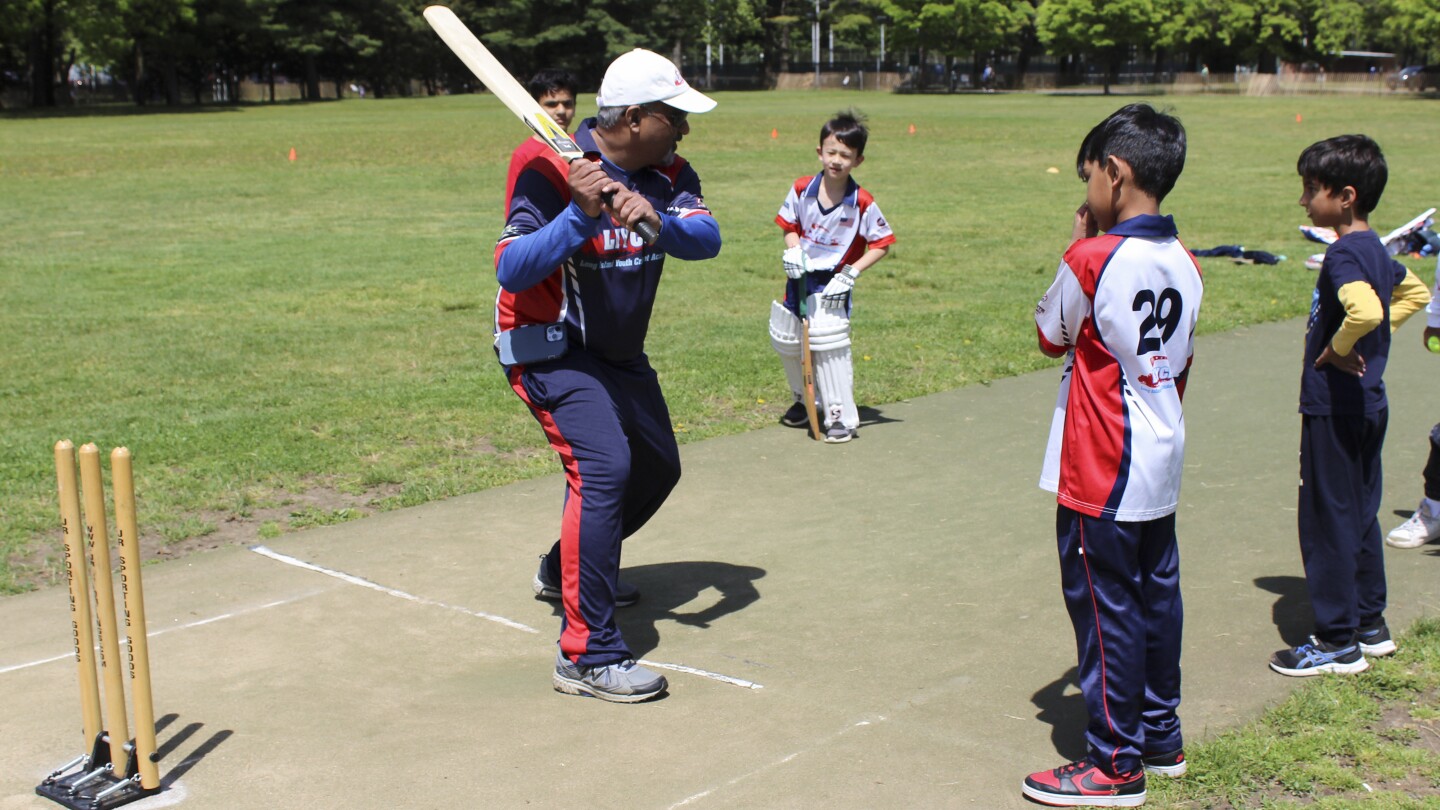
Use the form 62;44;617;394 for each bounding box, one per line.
37;442;162;810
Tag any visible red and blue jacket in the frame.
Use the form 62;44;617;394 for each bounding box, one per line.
494;118;720;363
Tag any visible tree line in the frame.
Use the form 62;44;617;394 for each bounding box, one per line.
5;0;1440;107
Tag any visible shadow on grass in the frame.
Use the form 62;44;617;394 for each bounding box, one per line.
1254;575;1313;647
1031;666;1088;761
540;560;766;659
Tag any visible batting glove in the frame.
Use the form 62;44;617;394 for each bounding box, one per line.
782;246;810;279
820;265;859;309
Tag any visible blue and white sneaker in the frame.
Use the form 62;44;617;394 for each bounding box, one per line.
1269;636;1368;677
1358;622;1397;657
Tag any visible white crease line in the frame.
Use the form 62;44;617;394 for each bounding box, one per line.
1;594;317;676
251;547;765;690
639;660;763;690
251;545;540;634
668;717;882;808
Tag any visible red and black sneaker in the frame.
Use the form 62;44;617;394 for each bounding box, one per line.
1022;759;1146;807
1141;748;1186;778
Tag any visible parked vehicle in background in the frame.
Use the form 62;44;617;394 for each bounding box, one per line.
1389;65;1440;91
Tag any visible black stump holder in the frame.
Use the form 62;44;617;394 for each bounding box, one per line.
36;731;161;810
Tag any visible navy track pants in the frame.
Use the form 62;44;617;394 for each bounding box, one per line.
509;351;681;666
1056;506;1183;777
1297;411;1388;645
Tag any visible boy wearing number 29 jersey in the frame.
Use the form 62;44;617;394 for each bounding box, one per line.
1024;104;1201;809
1037;215;1202;520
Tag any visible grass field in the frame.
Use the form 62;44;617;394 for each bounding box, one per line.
3;91;1439;594
1150;618;1440;808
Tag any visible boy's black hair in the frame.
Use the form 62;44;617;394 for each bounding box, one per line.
1296;134;1387;215
526;69;578;101
1075;103;1187;202
820;109;868;156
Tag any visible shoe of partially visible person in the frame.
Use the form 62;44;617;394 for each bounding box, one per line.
824;424;856;443
1386;500;1440;548
553;651;667;703
1358;621;1397;657
1141;749;1187;778
1022;759;1146;807
532;555;639;607
780;401;811;427
1269;636;1368;676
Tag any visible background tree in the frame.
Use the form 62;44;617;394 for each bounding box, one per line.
1035;0;1161;93
957;0;1031;81
1379;0;1440;63
8;0;86;107
1243;0;1307;73
1304;0;1371;65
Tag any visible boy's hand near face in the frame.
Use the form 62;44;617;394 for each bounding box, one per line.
1072;203;1098;243
1316;344;1367;376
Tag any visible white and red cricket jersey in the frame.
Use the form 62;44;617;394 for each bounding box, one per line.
1035;214;1203;521
776;175;895;271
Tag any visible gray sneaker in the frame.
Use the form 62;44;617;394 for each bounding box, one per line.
824;424;856;443
553;651;667;703
532;555;639;607
1387;500;1440;548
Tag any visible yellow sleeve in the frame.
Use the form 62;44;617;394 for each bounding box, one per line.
1388;267;1432;333
1330;280;1383;356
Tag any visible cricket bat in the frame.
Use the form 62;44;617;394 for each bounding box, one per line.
798;297;821;441
423;5;659;244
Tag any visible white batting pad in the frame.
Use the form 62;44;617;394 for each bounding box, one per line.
768;300;804;398
807;306;851;351
813;345;857;429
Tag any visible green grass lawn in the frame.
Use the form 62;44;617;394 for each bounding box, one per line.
3;91;1438;595
1152;618;1440;808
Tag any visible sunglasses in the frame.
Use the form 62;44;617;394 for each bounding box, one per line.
644;104;688;130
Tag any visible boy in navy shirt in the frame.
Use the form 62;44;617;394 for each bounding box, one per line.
1270;135;1429;677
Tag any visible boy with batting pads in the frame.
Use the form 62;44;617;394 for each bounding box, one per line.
1269;135;1429;677
1025;104;1201;808
496;49;720;703
770;110;895;442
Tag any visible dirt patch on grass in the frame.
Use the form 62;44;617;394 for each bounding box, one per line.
156;482;402;561
12;481;403;592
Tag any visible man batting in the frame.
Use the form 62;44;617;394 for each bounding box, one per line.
496;49;720;703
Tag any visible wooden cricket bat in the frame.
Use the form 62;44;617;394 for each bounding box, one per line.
798;299;821;441
423;5;658;244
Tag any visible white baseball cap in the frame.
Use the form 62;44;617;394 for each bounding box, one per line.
595;49;717;114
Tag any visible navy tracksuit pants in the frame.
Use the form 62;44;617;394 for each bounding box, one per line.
1423;422;1440;501
1057;506;1183;777
509;351;681;666
1297;411;1388;646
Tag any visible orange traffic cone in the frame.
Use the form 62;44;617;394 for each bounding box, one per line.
288;147;297;161
771;128;778;139
907;124;916;135
1295;114;1302;123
